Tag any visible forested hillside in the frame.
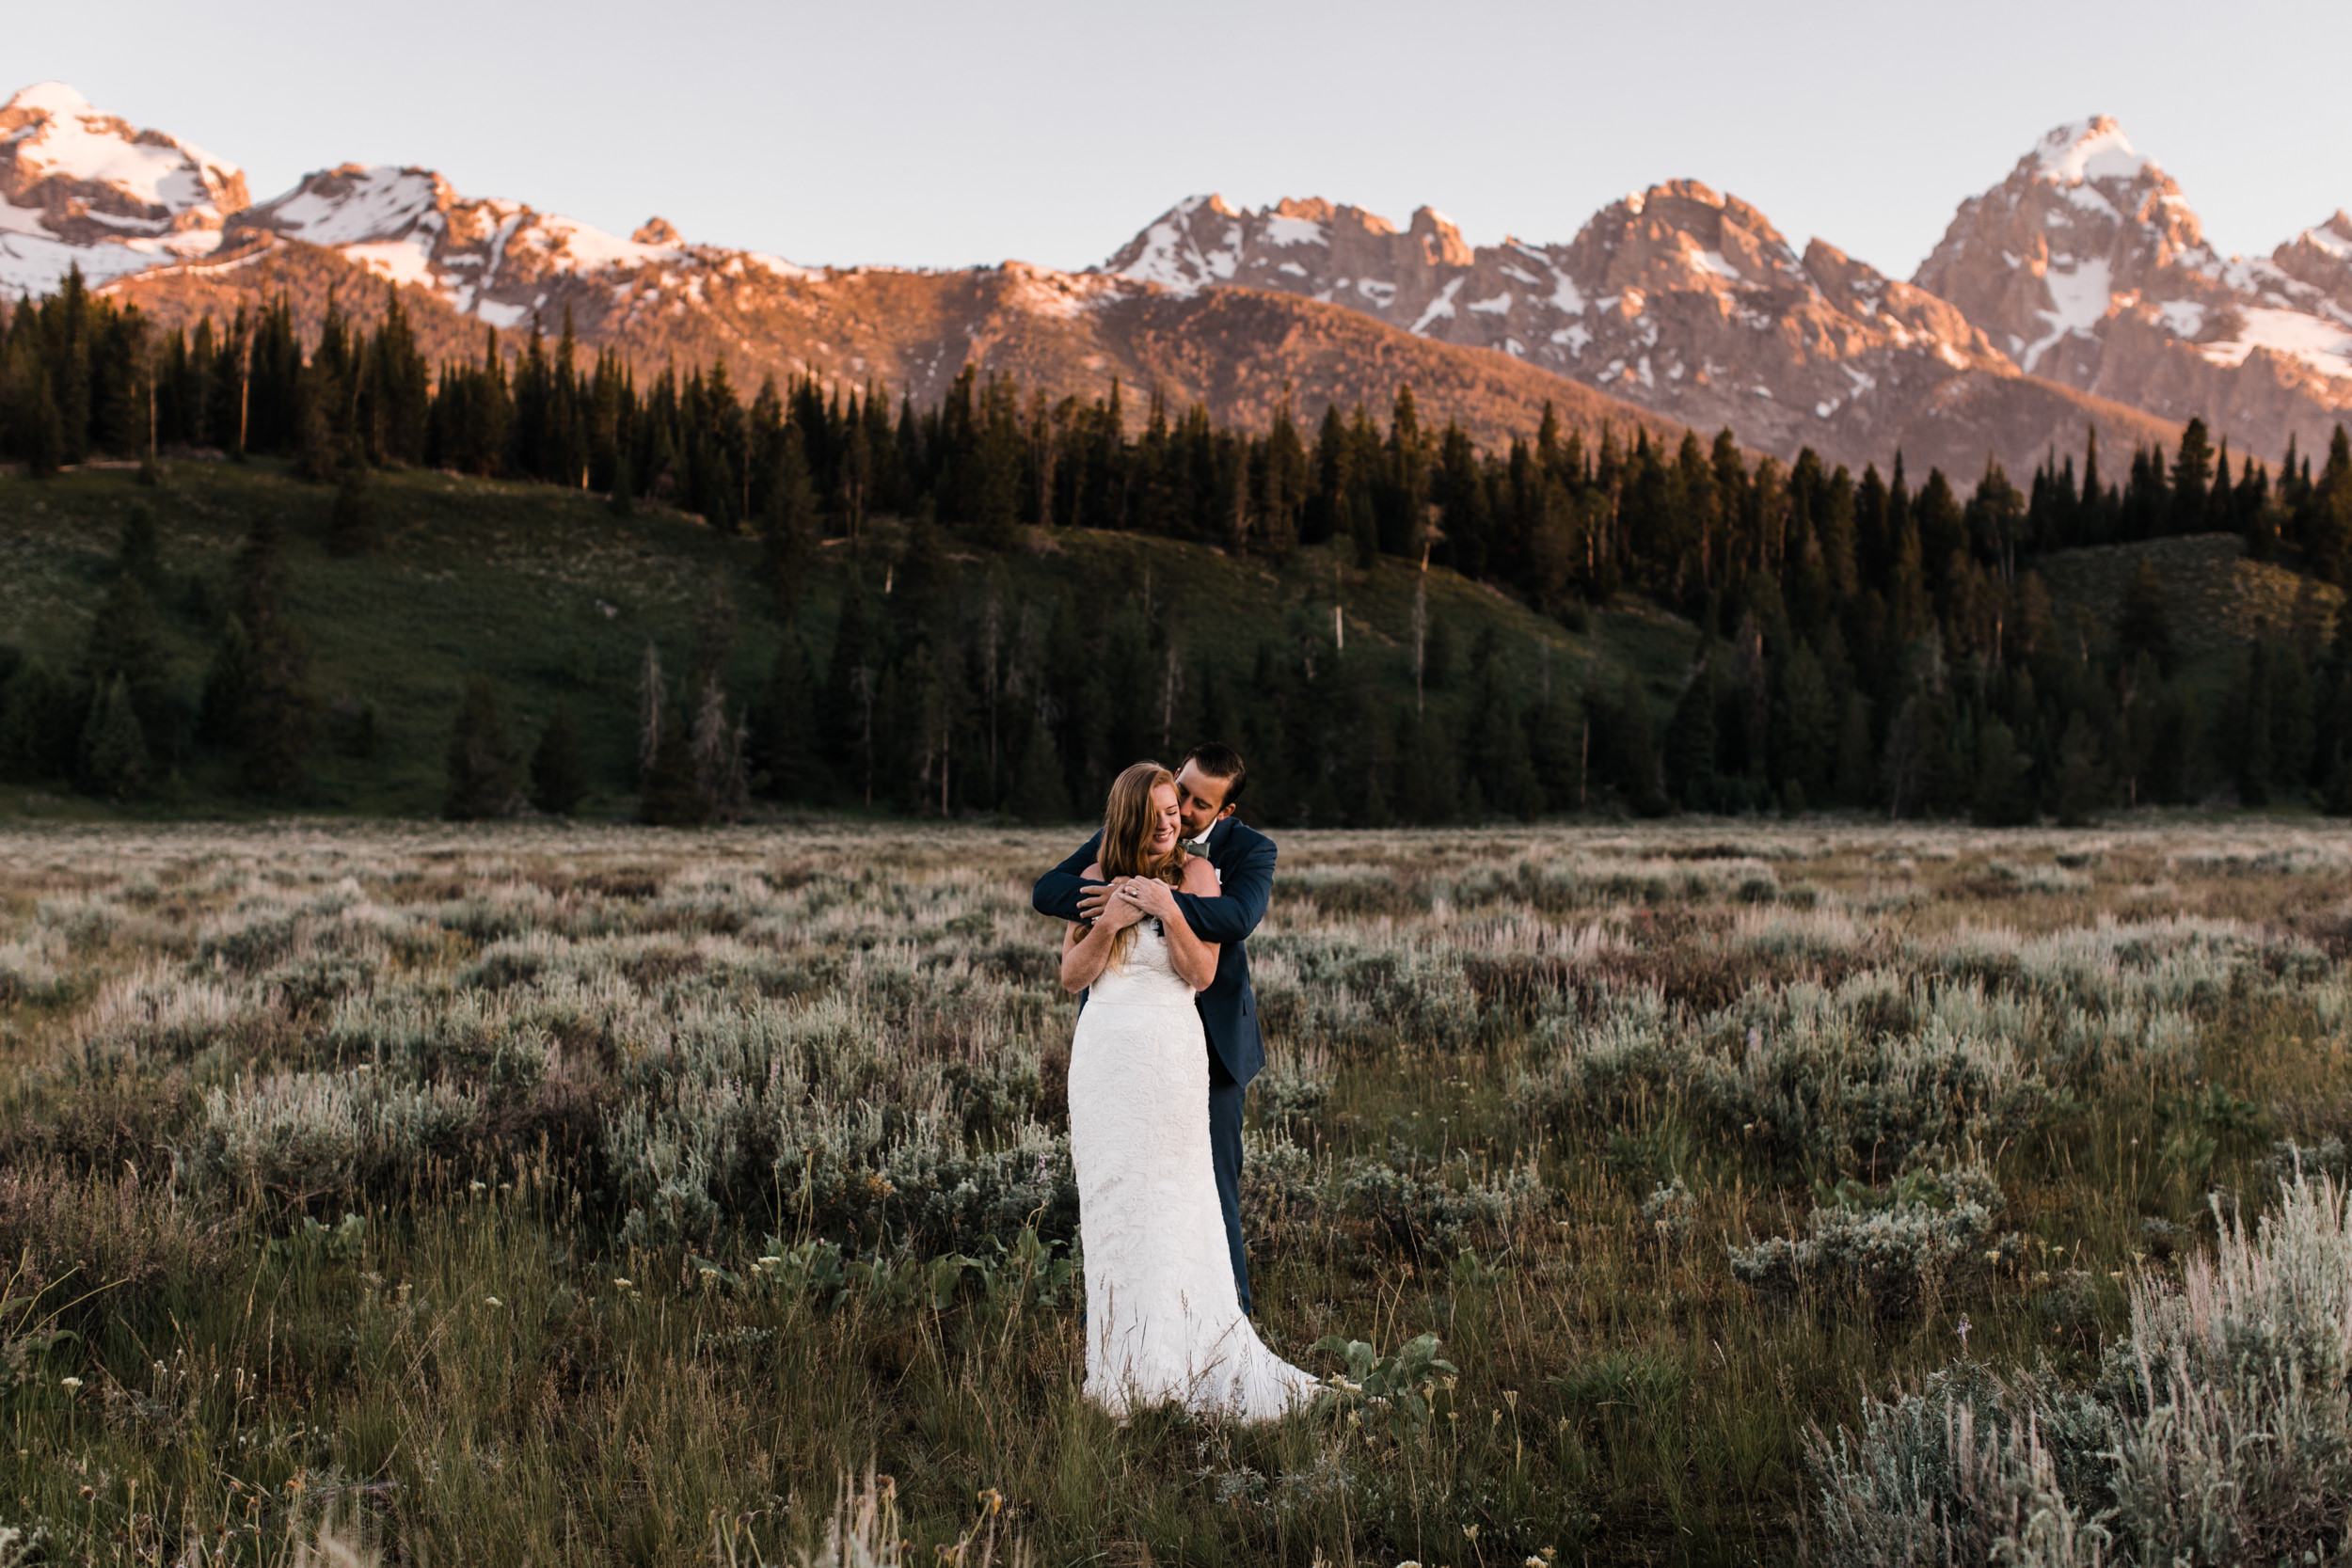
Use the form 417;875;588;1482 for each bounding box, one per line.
4;276;2351;825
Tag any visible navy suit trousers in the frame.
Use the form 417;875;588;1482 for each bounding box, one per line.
1208;1049;1251;1317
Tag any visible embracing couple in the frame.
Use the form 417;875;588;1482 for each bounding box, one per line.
1030;743;1313;1421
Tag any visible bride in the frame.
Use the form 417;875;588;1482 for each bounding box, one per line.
1059;761;1314;1420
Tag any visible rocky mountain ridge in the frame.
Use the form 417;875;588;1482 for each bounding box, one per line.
1099;184;2176;477
10;81;2336;481
0;82;247;290
1914;118;2352;463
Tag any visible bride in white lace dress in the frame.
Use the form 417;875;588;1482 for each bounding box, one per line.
1058;762;1314;1421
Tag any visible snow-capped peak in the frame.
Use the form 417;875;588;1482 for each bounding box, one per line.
0;81;251;295
5;81;95;119
226;162;717;324
2030;117;2155;186
1;80;246;219
2303;212;2352;261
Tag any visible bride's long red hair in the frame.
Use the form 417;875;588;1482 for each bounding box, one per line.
1099;761;1184;968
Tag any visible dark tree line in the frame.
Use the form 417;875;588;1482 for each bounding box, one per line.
7;267;2352;822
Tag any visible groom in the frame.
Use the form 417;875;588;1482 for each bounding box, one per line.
1032;742;1274;1314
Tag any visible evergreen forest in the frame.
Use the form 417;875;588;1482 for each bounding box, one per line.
6;270;2352;827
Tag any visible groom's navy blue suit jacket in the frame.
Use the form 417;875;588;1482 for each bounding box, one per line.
1030;816;1274;1089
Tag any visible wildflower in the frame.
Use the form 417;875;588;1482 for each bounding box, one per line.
469;1180;486;1193
1954;1314;1971;1349
613;1278;634;1290
58;1375;82;1391
484;1296;503;1307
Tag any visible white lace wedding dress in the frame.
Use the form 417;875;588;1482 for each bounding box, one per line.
1067;918;1314;1420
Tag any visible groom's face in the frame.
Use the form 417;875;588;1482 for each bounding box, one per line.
1174;762;1235;839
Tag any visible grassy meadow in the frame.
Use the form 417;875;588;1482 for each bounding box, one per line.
4;817;2352;1564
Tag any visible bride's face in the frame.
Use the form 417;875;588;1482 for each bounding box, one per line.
1148;783;1182;854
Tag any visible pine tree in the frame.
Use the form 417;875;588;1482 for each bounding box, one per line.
638;701;703;826
530;700;588;816
759;431;819;616
1662;654;1718;810
1610;672;1670;816
1525;688;1582;814
688;673;751;823
198;616;255;749
2050;713;2107;827
443;676;520;819
1772;640;1836;804
2168;418;2215;534
1009;720;1073;824
1971;718;2034;827
238;620;317;796
0;659;77;783
2114;556;2174;674
76;674;148;800
83;570;168;736
750;633;819;802
2232;639;2274;806
1832;690;1876;808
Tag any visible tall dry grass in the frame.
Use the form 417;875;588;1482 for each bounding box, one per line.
0;819;2346;1562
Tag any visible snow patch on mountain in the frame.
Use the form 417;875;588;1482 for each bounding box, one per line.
3;82;241;214
2201;308;2352;380
2023;257;2113;371
0;81;249;294
2034;118;2153;185
1263;214;1326;247
1410;277;1465;334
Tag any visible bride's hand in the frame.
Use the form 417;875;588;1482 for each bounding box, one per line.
1094;878;1147;929
1120;878;1180;922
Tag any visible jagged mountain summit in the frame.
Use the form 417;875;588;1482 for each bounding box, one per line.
1104;186;2177;479
0;82;247;293
1915;117;2352;461
30;81;1681;454
222;162;820;332
3;80;2205;481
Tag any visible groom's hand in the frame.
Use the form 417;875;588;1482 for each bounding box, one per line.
1077;878;1124;924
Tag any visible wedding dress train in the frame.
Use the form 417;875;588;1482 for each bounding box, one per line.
1067;919;1314;1419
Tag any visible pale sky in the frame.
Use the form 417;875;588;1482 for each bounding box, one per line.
10;0;2349;281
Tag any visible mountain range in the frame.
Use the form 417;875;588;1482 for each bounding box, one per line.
6;82;2347;480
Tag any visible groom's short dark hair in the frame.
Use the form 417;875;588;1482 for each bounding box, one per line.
1181;743;1248;806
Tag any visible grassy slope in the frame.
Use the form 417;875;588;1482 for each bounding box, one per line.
0;462;1698;820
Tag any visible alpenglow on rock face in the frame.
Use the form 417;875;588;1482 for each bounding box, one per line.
225;165;752;331
0;82;249;293
1915;117;2352;459
1100;186;2164;479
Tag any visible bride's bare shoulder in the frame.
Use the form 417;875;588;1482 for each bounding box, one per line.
1181;856;1220;895
1080;863;1104;881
